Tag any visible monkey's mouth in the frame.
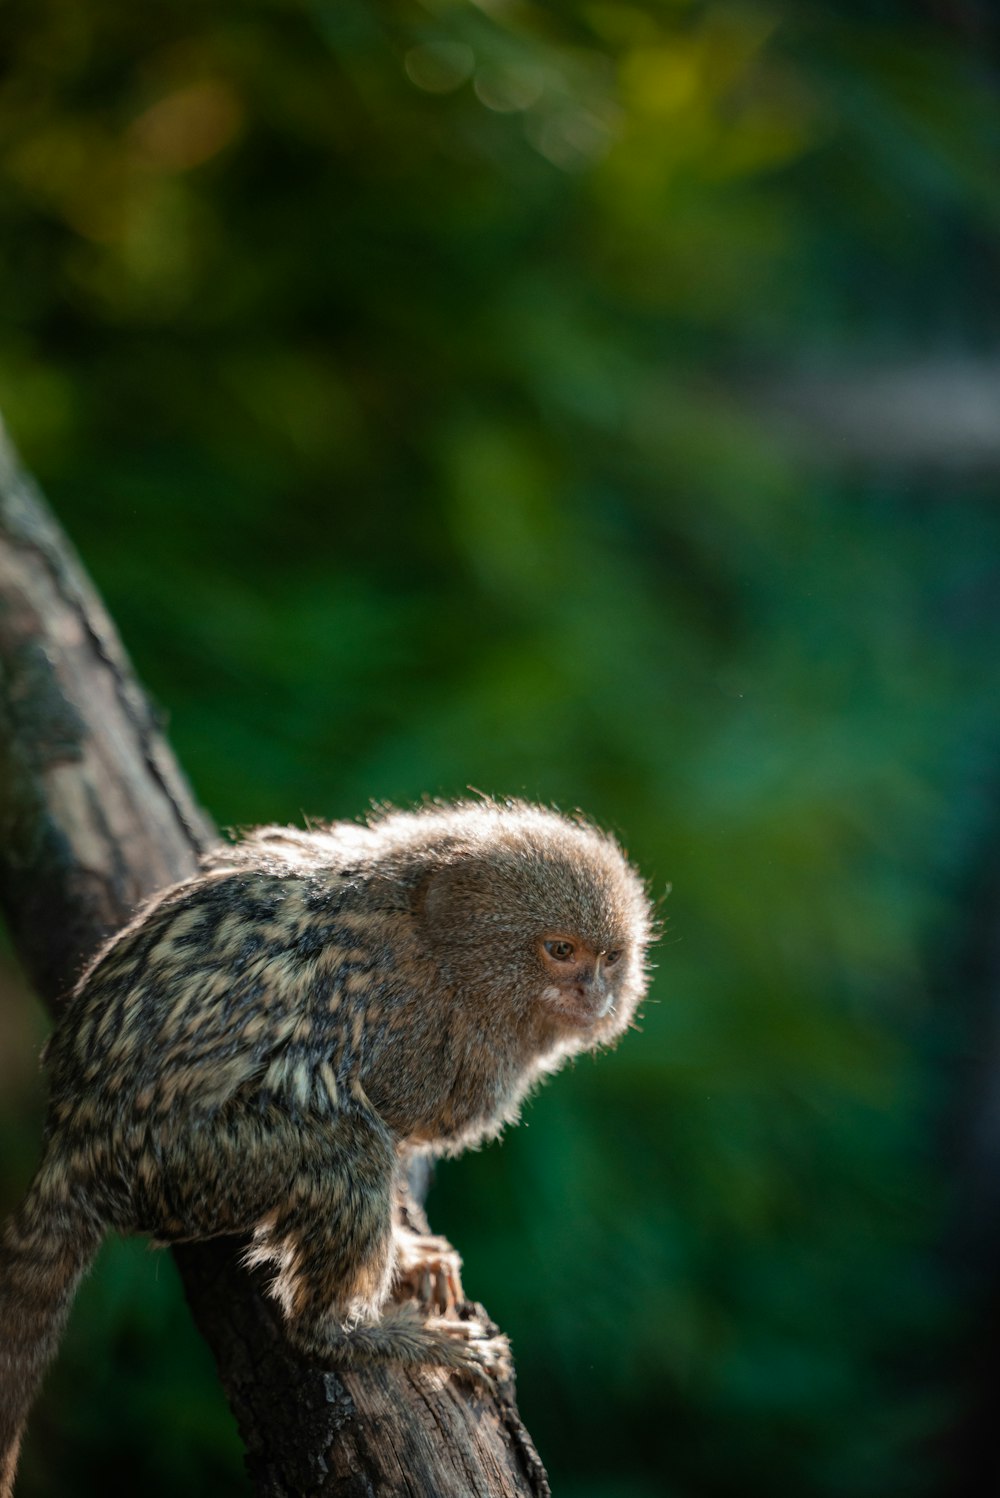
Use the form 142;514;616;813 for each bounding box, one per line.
540;984;615;1029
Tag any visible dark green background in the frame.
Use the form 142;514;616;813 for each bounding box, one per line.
2;2;999;1494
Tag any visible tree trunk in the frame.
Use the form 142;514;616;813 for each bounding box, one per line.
0;421;549;1498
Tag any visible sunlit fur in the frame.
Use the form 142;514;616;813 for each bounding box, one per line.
0;799;654;1494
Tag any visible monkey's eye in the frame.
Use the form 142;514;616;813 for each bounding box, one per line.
544;939;575;962
605;949;622;966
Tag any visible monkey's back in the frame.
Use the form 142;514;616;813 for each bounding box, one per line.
44;865;390;1134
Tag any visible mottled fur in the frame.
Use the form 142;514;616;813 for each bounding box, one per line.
0;800;653;1492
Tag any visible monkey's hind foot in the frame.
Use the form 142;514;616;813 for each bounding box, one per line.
421;1307;513;1389
296;1302;511;1388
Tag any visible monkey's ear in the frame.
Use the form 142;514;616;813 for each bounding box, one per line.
413;861;480;934
414;865;457;926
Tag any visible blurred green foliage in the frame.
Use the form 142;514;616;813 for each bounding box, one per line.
2;1;1000;1494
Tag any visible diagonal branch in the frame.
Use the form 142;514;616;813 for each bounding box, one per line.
0;419;549;1498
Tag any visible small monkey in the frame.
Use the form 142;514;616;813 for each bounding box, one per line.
0;799;653;1492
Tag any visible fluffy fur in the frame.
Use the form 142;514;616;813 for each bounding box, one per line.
0;799;653;1492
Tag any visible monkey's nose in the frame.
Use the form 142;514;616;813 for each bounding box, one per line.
572;973;607;1009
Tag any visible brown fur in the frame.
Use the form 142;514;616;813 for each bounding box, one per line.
0;799;653;1492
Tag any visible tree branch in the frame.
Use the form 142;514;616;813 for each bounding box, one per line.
0;419;549;1498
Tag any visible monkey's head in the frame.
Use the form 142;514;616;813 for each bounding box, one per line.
409;802;654;1058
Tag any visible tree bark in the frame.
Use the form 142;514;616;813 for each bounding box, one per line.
0;420;549;1498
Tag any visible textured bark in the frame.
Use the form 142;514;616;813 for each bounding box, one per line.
0;421;549;1498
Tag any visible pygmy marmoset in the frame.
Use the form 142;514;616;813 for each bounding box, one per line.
0;798;653;1492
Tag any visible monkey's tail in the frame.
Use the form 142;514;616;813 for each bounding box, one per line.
0;1159;104;1498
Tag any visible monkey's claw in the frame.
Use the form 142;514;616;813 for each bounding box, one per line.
424;1313;513;1388
460;1332;513;1390
395;1231;466;1314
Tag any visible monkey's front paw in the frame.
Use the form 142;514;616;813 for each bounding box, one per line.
394;1231;466;1315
